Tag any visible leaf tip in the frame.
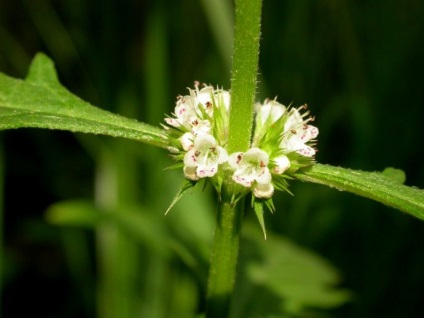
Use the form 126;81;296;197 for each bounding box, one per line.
26;52;60;85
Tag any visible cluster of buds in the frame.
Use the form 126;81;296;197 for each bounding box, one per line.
164;82;318;202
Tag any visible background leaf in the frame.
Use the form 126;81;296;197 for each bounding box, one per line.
232;224;351;317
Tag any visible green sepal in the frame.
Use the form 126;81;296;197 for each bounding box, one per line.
252;196;267;239
264;197;276;213
271;173;293;195
163;162;184;170
212;89;230;146
165;178;198;215
161;124;186;151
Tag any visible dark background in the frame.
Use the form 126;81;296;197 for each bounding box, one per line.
1;0;424;317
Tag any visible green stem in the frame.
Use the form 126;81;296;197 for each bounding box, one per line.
228;0;263;153
206;188;244;317
206;0;263;316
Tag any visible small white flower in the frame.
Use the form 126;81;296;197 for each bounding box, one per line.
253;99;319;158
164;117;180;127
191;118;211;136
192;83;231;113
256;99;286;125
165;83;232;153
176;119;211;151
272;155;291;174
173;95;198;129
192;85;215;116
180;132;194;151
183;134;228;180
281;108;319;157
167;90;211;131
229;148;274;198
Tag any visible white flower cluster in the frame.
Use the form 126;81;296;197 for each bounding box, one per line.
165;82;318;200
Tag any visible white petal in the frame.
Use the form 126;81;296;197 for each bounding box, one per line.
297;124;318;143
283;134;316;156
196;86;214;107
175;98;196;123
228;152;243;169
280;135;304;152
174;102;189;118
283;108;303;132
253;182;274;199
282;135;315;156
191;119;211;136
273;155;290;174
193;134;216;149
216;147;229;164
232;169;255;187
197;163;218;178
180;132;194;151
183;150;198;167
308;125;319;139
256;168;272;184
164;117;180;127
297;145;316;157
244;148;269;166
259;100;286;125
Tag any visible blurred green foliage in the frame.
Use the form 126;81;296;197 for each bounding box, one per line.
1;0;424;317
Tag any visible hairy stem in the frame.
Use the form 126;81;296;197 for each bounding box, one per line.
228;0;263;153
206;0;263;316
206;188;244;318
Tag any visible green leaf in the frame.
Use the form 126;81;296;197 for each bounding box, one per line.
0;53;172;150
295;164;424;220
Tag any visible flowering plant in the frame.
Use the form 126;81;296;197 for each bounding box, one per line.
0;0;423;316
